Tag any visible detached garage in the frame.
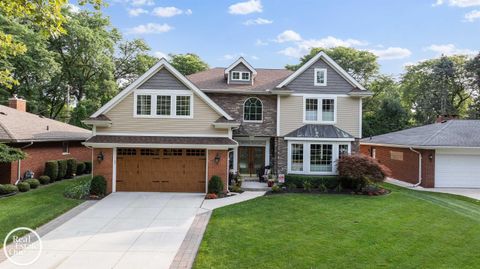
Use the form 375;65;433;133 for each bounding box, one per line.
84;135;237;193
360;118;480;188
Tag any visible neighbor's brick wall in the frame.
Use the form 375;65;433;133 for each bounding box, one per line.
207;150;228;191
92;148;113;193
360;145;435;188
2;141;91;184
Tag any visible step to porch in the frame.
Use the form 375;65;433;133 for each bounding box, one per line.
241;181;271;191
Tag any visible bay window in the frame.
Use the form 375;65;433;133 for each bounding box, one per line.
288;141;351;174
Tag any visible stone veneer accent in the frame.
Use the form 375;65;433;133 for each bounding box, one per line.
206;93;277;136
274;137;288;175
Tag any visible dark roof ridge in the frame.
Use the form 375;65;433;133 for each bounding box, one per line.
420;120;453;146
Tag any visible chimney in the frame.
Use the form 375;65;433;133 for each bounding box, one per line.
8;94;26;112
436;114;458;123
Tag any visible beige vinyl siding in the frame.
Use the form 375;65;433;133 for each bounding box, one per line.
97;93;227;135
279;95;361;138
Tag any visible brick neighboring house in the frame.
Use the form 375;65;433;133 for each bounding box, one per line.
360;118;480;188
0;97;92;184
83;52;371;193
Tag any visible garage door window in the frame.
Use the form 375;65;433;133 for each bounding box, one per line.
186;149;206;156
118;148;137;156
141;148;160;156
164;149;183;156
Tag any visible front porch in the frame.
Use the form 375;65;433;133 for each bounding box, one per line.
231;136;272;179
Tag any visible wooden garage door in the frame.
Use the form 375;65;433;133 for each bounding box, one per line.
116;148;206;192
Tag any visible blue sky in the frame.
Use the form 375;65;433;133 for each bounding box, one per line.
86;0;479;76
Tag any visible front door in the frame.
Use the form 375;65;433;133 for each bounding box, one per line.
238;147;265;176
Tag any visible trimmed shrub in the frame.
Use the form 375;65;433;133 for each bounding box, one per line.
64;178;91;199
76;162;86;175
90;175;107;196
17;182;30;192
44;161;58;181
84;161;92;174
271;185;282;193
57;160;68;180
208;175;224;195
66;159;77;178
24;179;40;189
38;175;51;185
337;155;391;190
0;184;18;194
284;175;339;190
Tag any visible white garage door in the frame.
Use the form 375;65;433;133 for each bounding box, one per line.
435;151;480;188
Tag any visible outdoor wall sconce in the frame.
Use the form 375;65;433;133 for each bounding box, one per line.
429;153;433;160
214;153;221;164
97;151;104;163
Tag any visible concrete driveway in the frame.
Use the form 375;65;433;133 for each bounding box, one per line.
0;192;205;269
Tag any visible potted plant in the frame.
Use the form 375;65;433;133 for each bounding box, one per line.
267;174;275;187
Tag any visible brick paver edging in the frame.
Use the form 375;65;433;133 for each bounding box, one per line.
170;210;212;269
0;200;97;263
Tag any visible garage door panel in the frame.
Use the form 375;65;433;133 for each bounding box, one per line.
435;153;480;188
116;148;206;192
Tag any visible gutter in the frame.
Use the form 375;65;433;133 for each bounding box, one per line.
409;147;422;187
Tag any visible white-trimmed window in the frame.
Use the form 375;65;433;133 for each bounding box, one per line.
304;97;336;123
156;95;171;116
231;71;251;81
134;90;193;118
62;142;69;154
287;141;351;174
136;95;151;115
243;97;262;122
314;68;327;86
291;144;304;172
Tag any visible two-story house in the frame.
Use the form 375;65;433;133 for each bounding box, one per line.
83;51;371;193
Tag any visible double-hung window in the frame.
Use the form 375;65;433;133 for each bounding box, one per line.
314;68;327;86
288;142;350;174
135;91;192;118
304;97;336;123
310;144;333;172
231;71;251;81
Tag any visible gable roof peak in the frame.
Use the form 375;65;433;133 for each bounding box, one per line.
224;57;257;75
276;51;366;91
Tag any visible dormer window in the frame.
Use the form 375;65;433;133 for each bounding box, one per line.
232;71;250;81
314;68;327;86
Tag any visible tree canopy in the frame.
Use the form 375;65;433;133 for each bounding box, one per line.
169;53;209;75
0;143;27;162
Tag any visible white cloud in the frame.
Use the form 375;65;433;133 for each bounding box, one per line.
243;17;273;25
153;51;169;59
464;9;480;21
223;54;235;60
127;23;173;34
275;30;302;43
229;0;263;15
434;0;480;7
128;8;148;16
66;3;80;13
153;7;183;17
130;0;155;6
255;39;268;46
369;47;412;60
425;43;476;55
277;32;368;58
251;55;259;60
185;9;193;15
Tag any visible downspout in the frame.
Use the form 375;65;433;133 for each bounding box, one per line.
16;141;34;184
409;147;422;187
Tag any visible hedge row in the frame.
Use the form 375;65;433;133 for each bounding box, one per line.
44;159;92;181
284;175;340;189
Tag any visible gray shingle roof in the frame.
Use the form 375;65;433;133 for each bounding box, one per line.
187;68;293;93
361;120;480;147
0;105;91;143
285;124;354;139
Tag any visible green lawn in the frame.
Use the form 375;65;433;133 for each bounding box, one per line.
0;176;90;245
194;184;480;269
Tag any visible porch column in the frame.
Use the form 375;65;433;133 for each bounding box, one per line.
233;146;238;173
